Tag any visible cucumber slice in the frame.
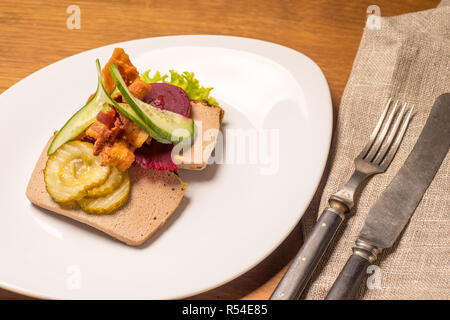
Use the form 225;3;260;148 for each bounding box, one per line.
117;103;171;144
110;86;120;97
47;60;111;155
109;63;195;143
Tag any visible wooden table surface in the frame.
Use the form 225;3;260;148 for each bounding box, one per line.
0;0;439;300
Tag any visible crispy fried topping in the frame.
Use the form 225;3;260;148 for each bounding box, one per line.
100;141;135;171
127;79;152;100
116;111;149;148
102;48;139;93
92;116;124;156
96;109;116;128
85;121;108;141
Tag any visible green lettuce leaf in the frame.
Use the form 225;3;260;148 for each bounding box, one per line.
141;70;219;106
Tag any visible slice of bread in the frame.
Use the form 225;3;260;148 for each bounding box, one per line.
26;139;186;246
176;100;224;170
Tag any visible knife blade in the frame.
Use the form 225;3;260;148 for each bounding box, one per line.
326;93;450;300
360;93;450;249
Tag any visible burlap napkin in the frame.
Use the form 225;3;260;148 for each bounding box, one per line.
301;2;450;299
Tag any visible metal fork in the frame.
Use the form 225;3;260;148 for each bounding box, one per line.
270;98;414;300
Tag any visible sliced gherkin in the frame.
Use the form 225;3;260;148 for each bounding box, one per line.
86;166;125;197
78;173;130;214
44;141;110;202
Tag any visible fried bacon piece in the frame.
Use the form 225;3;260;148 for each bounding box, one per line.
116;111;149;149
127;79;152;100
100;141;135;171
92;117;124;156
86;114;132;170
102;48;139;94
86;109;121;155
96;109;116;127
85;121;107;141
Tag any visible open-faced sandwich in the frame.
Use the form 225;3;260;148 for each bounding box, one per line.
26;48;224;246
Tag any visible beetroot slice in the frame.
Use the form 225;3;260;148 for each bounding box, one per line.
134;142;177;171
143;83;191;117
134;83;191;171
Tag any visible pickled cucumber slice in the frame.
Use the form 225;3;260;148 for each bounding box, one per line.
45;141;110;202
86;166;124;197
78;173;130;214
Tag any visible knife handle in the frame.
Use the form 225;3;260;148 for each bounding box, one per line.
270;208;344;300
325;254;370;300
325;239;381;300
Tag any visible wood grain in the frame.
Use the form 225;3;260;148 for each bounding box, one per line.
0;0;439;300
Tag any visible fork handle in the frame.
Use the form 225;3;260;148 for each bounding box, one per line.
270;208;344;300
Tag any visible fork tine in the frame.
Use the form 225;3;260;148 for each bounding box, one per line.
359;98;393;158
380;105;414;169
373;102;408;164
365;100;400;161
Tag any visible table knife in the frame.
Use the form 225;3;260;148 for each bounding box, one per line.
325;93;450;300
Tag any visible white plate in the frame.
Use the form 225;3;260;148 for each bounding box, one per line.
0;35;332;299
